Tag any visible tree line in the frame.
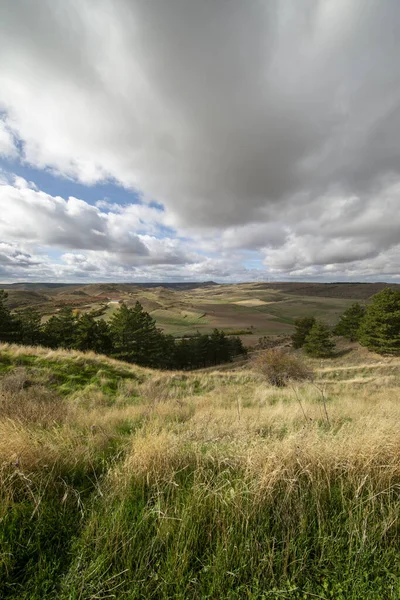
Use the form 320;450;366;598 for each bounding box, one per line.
291;288;400;357
0;291;246;369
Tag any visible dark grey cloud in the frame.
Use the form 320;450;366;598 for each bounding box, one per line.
0;1;400;279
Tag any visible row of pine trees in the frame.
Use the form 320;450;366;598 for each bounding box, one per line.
0;291;246;369
291;288;400;357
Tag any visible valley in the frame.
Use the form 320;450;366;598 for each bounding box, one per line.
4;281;395;346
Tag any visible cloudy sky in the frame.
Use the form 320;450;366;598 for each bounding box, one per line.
0;0;399;283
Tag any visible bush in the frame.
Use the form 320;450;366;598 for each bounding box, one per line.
253;349;313;387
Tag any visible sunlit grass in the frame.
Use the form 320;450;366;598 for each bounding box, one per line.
1;344;400;598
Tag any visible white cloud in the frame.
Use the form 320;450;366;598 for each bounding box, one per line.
1;1;400;280
0;119;17;158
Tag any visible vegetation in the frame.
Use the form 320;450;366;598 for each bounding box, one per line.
358;288;400;355
334;302;366;340
303;320;336;357
291;316;316;348
0;293;246;370
0;343;400;598
254;348;313;387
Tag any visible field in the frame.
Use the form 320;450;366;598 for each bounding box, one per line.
4;281;398;344
1;341;400;598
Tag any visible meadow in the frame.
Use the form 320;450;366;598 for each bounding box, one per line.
1;341;400;598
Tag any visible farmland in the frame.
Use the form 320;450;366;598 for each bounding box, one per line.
4;281;397;345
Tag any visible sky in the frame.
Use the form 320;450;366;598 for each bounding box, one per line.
0;0;400;283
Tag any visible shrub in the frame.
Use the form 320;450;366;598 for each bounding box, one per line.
253;348;313;387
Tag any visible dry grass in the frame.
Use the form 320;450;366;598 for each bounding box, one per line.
2;344;400;598
0;368;69;425
2;345;400;488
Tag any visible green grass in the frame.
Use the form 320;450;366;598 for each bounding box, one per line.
4;451;399;599
2;345;400;598
57;467;400;600
255;296;355;326
0;351;143;397
151;308;208;327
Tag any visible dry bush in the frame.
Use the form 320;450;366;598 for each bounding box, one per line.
253;348;313;387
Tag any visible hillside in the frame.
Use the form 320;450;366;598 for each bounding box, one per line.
1;343;400;598
3;281;398;345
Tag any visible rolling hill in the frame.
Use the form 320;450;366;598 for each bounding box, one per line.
2;281;397;345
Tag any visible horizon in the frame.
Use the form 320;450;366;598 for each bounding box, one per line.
1;2;400;283
0;280;399;287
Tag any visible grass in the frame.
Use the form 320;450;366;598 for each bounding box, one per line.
1;342;400;598
151;308;208;327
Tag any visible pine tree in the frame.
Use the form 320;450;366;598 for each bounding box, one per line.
358;288;400;355
75;313;114;354
173;337;195;369
228;335;247;358
18;307;43;345
43;307;77;348
210;329;231;365
334;303;365;341
93;319;114;355
109;301;163;366
291;317;316;349
0;290;20;343
303;321;336;358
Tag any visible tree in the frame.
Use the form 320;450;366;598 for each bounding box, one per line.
43;307;77;348
109;301;164;366
18;307;43;345
0;290;20;343
228;335;247;359
303;321;336;358
358;288;400;355
92;318;114;355
74;313;113;355
334;303;365;341
291;317;316;349
209;329;231;365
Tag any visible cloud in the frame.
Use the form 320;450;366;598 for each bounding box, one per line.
0;178;207;280
0;119;17;158
0;1;400;280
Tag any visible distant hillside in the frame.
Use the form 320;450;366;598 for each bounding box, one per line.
4;290;51;309
0;280;397;299
0;281;217;291
252;281;400;299
1;281;399;342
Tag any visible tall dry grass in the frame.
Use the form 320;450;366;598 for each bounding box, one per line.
1;345;400;598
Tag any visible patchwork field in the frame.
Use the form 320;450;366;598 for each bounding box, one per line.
3;281;396;345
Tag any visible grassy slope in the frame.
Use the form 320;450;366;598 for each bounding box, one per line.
1;343;400;598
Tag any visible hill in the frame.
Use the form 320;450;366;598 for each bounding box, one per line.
2;281;399;345
1;342;400;598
